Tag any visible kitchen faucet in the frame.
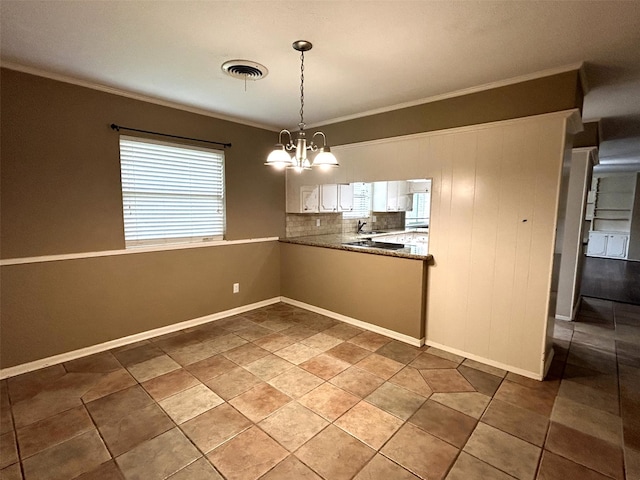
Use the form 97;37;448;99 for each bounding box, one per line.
357;220;367;234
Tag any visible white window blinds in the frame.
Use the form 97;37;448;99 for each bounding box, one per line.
119;136;225;247
343;182;372;219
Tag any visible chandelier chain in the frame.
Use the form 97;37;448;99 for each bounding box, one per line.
299;50;305;127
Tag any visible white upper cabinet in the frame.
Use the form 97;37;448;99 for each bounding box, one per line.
338;184;354;212
372;181;413;212
300;185;319;213
319;184;339;212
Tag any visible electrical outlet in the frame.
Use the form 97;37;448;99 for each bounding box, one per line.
372;215;377;222
316;219;321;227
233;283;240;294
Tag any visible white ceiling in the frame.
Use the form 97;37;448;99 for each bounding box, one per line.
2;1;640;170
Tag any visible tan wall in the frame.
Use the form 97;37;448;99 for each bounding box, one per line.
280;243;426;339
1;242;280;368
318;70;582;146
0;69;285;369
0;68;284;258
288;112;575;376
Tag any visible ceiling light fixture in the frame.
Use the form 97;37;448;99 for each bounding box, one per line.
265;40;338;173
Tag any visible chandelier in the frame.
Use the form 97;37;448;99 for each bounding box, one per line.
265;40;339;172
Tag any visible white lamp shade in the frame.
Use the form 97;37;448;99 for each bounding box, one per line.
265;146;293;168
312;149;339;168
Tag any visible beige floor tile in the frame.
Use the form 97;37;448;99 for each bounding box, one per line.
353;454;420;480
335;401;403;449
16;405;94;459
64;352;122;373
0;463;22;480
229;383;291;423
168;342;220;366
537;450;612;480
0;432;17;470
481;398;549;447
278;325;317;342
457;365;503;396
323;323;364;341
381;423;458;480
330;366;385;398
112;343;165;368
429;392;491;419
235;325;273;342
460;358;507;378
446;452;516;480
545;421;624;479
356;354;404;380
410;352;459;370
365;381;426;420
299;353;351;380
299;383;360;421
259;455;322;480
116;428;201;480
12;391;83;429
425;347;465;365
267;366;324;398
463;423;541;480
274;343;322;365
72;460;125;479
301;333;343;352
159;384;223;424
82;369;137;403
408;399;477;448
223;343;270;366
87;385;153;426
181;403;252;453
168;457;223;480
258;401;328;451
420;369;476;393
325;342;372;364
204;334;248;353
348;331;392;352
244;354;294;380
205;367;263;400
22;429;110;480
98;403;174;456
126;354;181;382
376;341;421;364
493;380;556;417
295;425;375;480
252;333;296;352
141;368;200;401
551;395;622;446
208;426;288;480
389;366;433;397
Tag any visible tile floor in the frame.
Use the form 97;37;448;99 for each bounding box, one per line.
0;298;638;480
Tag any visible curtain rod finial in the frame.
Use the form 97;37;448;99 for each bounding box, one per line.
110;124;120;131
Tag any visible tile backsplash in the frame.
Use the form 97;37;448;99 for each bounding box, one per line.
286;212;405;238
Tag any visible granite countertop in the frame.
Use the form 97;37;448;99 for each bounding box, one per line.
279;231;432;261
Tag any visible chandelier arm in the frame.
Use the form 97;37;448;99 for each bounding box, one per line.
278;129;294;149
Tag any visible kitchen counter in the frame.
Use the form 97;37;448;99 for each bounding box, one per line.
280;232;432;261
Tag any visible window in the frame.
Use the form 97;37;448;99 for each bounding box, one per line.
119;136;225;248
343;182;372;219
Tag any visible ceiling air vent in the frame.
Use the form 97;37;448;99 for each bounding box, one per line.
221;60;268;81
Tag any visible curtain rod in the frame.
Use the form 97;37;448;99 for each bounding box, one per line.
110;124;232;148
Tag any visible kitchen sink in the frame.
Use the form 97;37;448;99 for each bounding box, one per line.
343;239;405;250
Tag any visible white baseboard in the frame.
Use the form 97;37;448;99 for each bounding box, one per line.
0;297;281;379
280;297;424;347
555;297;582;322
425;340;544;381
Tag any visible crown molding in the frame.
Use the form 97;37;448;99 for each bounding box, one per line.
0;60;280;132
308;62;585;128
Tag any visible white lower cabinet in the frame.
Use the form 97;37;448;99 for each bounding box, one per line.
587;232;629;259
